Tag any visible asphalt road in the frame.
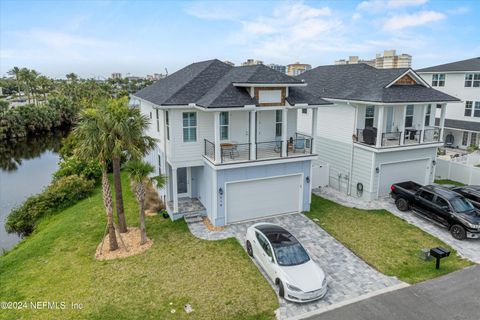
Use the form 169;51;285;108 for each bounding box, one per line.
309;265;480;320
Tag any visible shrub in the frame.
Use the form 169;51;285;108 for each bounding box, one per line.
6;175;95;236
53;156;102;182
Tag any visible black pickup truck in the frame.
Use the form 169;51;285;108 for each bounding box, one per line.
390;181;480;240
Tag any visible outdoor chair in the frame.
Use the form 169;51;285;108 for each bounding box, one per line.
363;127;377;145
294;138;306;153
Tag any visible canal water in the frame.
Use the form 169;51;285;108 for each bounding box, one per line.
0;133;65;253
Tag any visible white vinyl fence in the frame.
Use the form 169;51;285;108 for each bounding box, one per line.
436;159;480;185
312;163;330;188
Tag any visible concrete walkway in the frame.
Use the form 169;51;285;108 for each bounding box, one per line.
307;265;480;320
187;213;404;320
314;187;480;264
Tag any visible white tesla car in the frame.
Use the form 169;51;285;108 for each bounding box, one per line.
245;223;327;303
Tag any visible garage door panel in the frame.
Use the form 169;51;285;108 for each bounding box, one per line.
226;175;302;223
379;159;428;197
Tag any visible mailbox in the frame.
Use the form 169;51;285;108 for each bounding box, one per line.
430;247;450;269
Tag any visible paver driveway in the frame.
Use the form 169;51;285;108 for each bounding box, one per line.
188;213;404;319
315;187;480;264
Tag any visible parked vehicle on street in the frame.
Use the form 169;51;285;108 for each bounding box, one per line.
245;223;327;302
390;181;480;240
449;186;480;209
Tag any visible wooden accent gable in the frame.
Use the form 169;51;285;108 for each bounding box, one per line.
393;74;418;85
254;87;286;106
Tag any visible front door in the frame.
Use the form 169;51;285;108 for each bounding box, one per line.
177;167;189;197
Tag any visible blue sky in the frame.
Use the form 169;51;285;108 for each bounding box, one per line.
1;0;479;78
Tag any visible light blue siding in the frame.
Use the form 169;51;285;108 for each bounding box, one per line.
212;160;312;226
191;165;214;221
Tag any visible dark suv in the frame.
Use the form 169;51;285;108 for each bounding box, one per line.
391;182;480;240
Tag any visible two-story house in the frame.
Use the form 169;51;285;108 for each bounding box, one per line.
297;64;459;200
132;59;330;226
417;57;480;149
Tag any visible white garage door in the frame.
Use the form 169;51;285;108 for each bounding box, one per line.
226;175;302;224
379;159;429;197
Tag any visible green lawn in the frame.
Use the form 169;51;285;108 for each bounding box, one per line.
305;195;472;284
434;179;465;186
0;174;278;320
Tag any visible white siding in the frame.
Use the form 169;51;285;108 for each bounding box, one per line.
317;103;356;143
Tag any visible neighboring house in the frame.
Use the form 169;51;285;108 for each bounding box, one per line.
297;64;459;200
132;59;330;226
417;57;480;149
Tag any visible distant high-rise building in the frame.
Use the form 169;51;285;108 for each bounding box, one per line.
241;59;263;66
287;62;311;76
335;50;412;69
223;60;235;67
111;72;122;79
267;63;286;74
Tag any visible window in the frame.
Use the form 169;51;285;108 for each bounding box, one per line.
432;73;445;87
436;104;442;109
471;133;478;147
275;110;283;137
365;106;375;127
182;112;197;142
219;112;229;140
462;131;469;146
465;73;480;87
158;155;162;175
165;111;170;140
156;109;160;132
255;232;272;258
474;102;480;118
465;101;473;117
302;108;308;114
405;105;414;128
424;104;431;126
435;197;449;211
419;191;434;202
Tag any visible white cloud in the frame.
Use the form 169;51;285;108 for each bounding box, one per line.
13;29;112;48
383;11;446;31
357;0;428;11
447;6;470;15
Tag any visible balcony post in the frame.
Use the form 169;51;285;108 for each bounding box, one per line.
311;108;318;153
420;104;427;143
172;166;179;213
400;105;407;145
439;103;447;141
214;112;221;163
249;110;256;160
281;109;288;157
375;106;384;148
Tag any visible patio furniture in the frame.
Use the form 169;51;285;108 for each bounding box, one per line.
363;127;377;145
274;136;282;153
221;142;239;160
293;138;306;153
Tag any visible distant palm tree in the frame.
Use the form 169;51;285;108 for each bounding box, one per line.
124;160;166;245
73;106;119;251
7;66;22;98
105;98;157;233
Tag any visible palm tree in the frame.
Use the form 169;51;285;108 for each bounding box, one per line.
124;160;166;245
73;106;119;251
7;67;22;98
105;98;157;233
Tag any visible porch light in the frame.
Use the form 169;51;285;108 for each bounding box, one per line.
219;188;223;195
306;176;310;183
375;167;380;173
432;160;437;166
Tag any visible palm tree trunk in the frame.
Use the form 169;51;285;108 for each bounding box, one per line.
137;183;147;245
112;156;127;233
102;170;118;251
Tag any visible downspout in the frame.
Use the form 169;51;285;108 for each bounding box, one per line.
347;103;358;196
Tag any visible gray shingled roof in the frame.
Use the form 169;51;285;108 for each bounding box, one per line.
134;59;329;108
417;57;480;73
435;118;480;132
296;63;460;103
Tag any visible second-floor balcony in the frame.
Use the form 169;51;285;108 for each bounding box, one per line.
354;104;446;149
204;133;314;164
